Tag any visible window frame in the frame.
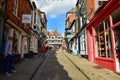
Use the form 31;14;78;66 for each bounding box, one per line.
13;0;18;16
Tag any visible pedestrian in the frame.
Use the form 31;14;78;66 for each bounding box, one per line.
41;44;46;57
2;39;16;76
73;46;78;56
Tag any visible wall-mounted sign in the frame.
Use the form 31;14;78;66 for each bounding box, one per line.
22;14;31;23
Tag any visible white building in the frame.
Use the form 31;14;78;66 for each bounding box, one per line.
46;30;63;49
30;8;43;54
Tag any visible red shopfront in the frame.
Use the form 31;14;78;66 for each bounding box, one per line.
87;0;120;72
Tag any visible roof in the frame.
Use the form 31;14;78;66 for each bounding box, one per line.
47;30;61;36
69;7;76;13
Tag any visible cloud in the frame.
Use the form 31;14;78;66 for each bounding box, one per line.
50;14;57;18
34;0;77;18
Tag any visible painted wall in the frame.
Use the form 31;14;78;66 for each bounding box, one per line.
86;0;120;71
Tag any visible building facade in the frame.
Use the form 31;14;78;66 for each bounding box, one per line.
75;0;88;58
66;0;120;72
46;30;63;49
86;0;120;72
38;11;47;49
65;8;78;53
4;0;32;59
30;1;47;54
30;9;42;54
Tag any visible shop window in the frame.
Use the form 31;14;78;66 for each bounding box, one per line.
104;18;110;29
95;19;112;58
99;22;104;32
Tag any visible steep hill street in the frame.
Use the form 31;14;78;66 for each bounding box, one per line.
1;50;120;80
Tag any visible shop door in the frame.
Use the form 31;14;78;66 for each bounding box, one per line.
114;27;120;72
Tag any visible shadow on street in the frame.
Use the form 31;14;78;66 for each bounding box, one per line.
33;50;72;80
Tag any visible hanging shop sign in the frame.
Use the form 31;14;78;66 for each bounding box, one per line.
22;14;31;23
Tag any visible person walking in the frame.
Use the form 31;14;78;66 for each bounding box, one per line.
2;39;15;76
41;44;46;57
73;46;78;56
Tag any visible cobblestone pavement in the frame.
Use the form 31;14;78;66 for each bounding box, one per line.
62;50;120;80
0;50;51;80
32;50;88;80
0;50;120;80
32;50;120;80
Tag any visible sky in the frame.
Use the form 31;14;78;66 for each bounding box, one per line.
34;0;77;36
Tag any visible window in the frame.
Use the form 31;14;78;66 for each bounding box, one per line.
80;35;85;50
58;37;60;39
95;17;112;58
52;36;54;39
13;0;18;16
34;12;36;23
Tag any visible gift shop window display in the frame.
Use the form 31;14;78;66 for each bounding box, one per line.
95;18;112;58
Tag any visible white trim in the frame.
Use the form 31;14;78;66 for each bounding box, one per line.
6;19;30;37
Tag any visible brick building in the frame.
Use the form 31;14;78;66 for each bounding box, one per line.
4;0;32;59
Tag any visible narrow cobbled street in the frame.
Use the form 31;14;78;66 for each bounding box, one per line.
32;50;88;80
0;0;120;80
1;50;120;80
